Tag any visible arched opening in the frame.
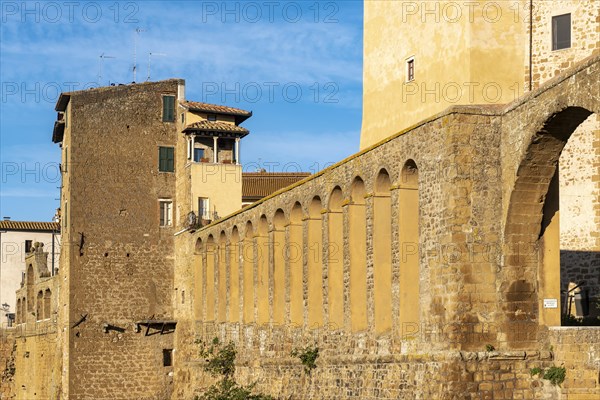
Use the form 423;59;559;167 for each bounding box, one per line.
307;196;324;329
36;291;43;321
349;177;367;332
399;160;420;335
373;169;392;334
503;106;596;335
555;113;600;324
257;215;270;325
272;209;287;325
218;232;227;322
26;264;34;311
16;299;21;324
194;238;204;320
229;227;240;322
44;289;51;319
289;202;304;326
328;187;344;330
206;235;216;322
243;222;255;323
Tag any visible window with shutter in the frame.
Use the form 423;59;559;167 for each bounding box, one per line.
162;95;175;122
159;146;174;172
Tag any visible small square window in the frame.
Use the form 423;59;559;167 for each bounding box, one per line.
552;13;571;51
163;349;173;367
162;95;175;122
406;58;415;82
159;200;173;227
207;114;217;121
159;146;175;172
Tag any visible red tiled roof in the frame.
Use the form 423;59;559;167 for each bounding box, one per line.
184;121;249;136
183;101;251;118
0;220;60;232
242;172;311;200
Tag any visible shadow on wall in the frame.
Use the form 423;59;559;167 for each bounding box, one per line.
560;249;600;323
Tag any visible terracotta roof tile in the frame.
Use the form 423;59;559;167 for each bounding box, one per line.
242;172;311;200
0;220;60;232
184;121;249;136
183;101;251;117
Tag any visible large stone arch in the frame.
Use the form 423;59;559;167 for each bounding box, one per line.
502;106;596;344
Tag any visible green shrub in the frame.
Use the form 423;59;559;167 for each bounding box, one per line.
291;345;319;375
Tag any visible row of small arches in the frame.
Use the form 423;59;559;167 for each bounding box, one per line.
193;160;420;334
16;288;52;324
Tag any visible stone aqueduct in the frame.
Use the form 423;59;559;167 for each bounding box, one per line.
175;56;599;398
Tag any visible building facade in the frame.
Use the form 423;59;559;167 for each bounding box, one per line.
0;220;60;327
2;1;599;399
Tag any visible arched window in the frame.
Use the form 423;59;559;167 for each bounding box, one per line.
26;265;34;311
36;291;43;321
289;203;304;327
399;160;420;333
205;235;216;322
229;227;240;323
328;187;344;330
307;197;324;329
256;216;269;325
272;210;286;325
349;177;367;332
44;289;52;319
194;238;204;320
16;299;21;324
373;169;392;334
243;222;255;323
218;232;227;322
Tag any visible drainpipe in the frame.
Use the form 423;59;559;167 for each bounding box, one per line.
51;230;56;276
529;0;533;91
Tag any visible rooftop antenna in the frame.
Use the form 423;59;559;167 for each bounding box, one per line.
98;53;116;86
132;27;146;82
147;52;166;81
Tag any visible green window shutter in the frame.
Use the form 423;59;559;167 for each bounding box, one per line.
159;147;165;171
159;147;174;172
167;147;174;172
163;95;175;122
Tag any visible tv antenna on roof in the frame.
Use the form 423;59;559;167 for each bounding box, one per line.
98;53;116;86
147;52;166;81
132;27;146;82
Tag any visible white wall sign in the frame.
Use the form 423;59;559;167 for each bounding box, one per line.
543;298;558;309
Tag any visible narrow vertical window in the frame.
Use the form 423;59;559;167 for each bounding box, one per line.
406;57;415;82
25;240;33;253
64;146;68;173
552;14;571;51
159;200;173;227
198;197;210;220
159;146;175;172
163;349;173;367
162;95;175;122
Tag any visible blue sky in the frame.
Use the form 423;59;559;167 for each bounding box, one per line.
0;1;364;221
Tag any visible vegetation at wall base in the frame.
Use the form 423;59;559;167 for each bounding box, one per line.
530;365;566;387
194;337;275;400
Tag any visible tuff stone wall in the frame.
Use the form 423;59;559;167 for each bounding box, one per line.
57;80;183;399
173;56;600;399
527;0;600;314
0;330;16;400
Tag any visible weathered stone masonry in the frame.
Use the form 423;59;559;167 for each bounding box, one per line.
173;56;600;399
